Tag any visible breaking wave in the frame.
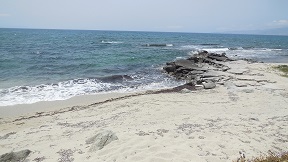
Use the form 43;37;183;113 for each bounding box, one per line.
100;40;123;44
0;74;183;106
144;43;173;47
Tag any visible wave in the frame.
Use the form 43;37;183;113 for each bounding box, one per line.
92;75;133;83
182;44;285;53
0;74;183;106
100;40;123;44
199;43;220;46
228;47;284;52
201;48;230;53
144;43;173;47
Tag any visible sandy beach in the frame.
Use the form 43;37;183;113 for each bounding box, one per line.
1;61;288;162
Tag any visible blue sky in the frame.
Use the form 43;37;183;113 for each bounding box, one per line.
0;0;288;33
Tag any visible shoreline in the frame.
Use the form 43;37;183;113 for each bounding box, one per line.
0;93;131;119
0;61;288;161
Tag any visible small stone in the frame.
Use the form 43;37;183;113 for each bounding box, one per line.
199;136;205;139
86;130;118;152
0;149;31;162
180;88;192;93
195;84;204;90
242;89;254;93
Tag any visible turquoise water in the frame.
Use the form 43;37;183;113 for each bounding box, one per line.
1;28;288;106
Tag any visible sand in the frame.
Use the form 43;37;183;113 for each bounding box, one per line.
0;62;288;162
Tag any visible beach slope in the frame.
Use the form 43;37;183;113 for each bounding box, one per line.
0;62;288;162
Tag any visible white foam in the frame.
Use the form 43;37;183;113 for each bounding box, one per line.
0;75;183;106
0;79;113;106
202;48;230;53
101;41;123;44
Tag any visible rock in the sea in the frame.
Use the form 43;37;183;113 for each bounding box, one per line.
163;65;176;73
86;130;118;152
0;149;31;162
202;81;216;89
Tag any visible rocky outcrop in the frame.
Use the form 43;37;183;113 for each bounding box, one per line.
86;130;118;152
163;51;233;89
0;149;31;162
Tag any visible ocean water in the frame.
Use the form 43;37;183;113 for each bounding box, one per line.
0;28;288;106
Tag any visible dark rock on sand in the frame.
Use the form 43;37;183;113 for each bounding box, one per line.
0;149;31;162
86;130;118;152
162;51;235;89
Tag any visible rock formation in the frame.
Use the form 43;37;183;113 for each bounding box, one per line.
163;51;233;89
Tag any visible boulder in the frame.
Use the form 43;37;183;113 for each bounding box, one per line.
86;130;118;152
202;81;216;89
208;55;229;62
163;65;176;73
175;59;206;71
0;149;31;162
195;84;204;90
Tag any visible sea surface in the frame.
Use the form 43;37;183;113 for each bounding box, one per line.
1;28;288;106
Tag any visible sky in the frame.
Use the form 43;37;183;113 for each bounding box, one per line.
0;0;288;33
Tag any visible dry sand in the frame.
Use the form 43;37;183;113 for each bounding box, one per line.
0;62;288;162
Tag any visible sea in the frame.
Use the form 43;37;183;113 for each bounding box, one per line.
1;28;288;106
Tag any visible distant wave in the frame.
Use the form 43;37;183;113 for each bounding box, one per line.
181;44;285;53
201;48;230;53
199;43;220;46
100;40;123;44
144;43;173;47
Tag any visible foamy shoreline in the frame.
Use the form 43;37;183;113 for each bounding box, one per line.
0;62;288;162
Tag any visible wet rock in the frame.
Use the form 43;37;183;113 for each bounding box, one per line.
86;130;118;152
163;65;176;73
208;54;230;62
0;149;31;162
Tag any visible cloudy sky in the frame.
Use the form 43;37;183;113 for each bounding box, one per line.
0;0;288;33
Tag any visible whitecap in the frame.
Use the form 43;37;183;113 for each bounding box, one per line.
100;40;123;44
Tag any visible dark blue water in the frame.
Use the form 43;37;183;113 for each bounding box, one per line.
1;28;288;106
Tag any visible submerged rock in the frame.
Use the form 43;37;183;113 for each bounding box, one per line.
0;149;31;162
